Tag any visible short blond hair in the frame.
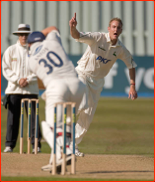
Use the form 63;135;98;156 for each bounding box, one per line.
109;18;123;27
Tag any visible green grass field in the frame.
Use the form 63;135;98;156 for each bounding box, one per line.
2;176;153;181
1;97;154;181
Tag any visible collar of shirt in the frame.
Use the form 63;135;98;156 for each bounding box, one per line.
30;42;42;55
105;33;121;48
17;40;27;48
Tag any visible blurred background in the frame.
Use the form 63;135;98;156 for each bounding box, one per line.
1;1;154;97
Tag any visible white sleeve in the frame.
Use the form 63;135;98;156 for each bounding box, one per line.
46;30;62;44
26;58;38;83
2;48;19;84
119;48;137;69
27;72;38;83
75;32;102;46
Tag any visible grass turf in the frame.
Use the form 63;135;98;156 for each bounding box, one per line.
1;97;154;155
1;176;154;181
1;97;154;181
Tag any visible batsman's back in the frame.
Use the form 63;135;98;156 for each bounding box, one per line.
28;30;77;88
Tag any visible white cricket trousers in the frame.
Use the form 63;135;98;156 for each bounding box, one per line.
45;77;86;128
42;121;72;163
42;77;86;163
75;69;105;145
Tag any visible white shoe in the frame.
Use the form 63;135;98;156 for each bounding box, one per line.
41;154;72;173
70;143;84;157
32;147;41;153
41;164;53;172
4;146;13;153
75;147;84;157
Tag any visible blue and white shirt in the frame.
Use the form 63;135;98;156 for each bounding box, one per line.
28;30;77;88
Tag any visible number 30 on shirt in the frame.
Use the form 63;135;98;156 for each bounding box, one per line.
39;51;63;74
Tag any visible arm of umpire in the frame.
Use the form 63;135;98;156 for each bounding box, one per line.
2;48;20;84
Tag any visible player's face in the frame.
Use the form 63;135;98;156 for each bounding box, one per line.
108;20;122;42
18;33;29;45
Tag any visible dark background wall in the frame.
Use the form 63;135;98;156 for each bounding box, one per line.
1;55;154;97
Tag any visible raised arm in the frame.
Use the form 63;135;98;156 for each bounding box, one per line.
69;13;80;39
41;26;59;37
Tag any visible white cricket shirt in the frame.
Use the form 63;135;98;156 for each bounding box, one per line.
2;40;39;94
76;32;137;79
28;30;77;88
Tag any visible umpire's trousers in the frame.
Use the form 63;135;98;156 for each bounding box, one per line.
5;94;42;149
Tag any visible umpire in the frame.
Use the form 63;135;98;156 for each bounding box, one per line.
2;24;42;153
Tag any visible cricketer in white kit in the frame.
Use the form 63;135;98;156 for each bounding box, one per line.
27;26;86;171
69;13;138;156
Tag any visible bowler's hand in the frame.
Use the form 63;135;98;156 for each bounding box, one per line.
128;85;138;100
69;13;77;29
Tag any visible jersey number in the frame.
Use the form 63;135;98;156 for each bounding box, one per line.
39;51;63;74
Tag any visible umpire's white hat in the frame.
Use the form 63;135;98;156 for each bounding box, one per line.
12;24;31;36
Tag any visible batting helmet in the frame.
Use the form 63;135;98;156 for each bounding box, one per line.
27;31;45;44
